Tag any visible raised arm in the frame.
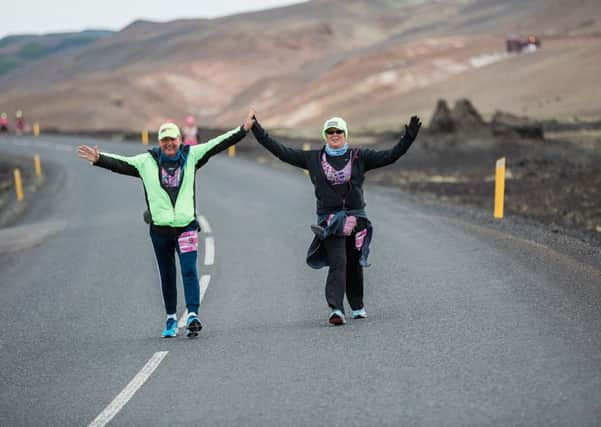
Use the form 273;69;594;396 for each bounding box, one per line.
192;107;255;168
77;144;140;177
251;119;307;169
363;116;421;171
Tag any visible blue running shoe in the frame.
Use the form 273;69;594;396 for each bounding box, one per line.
186;314;203;338
351;307;367;319
162;318;178;338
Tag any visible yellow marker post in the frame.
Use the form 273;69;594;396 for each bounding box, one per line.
141;129;149;145
494;157;506;219
33;154;43;178
302;143;311;175
228;146;236;157
14;169;24;201
33;122;40;137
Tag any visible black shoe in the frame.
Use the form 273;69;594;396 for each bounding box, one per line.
310;224;327;240
186;315;203;338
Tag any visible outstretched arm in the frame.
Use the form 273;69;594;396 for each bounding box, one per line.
363;116;421;171
192;107;255;168
251;118;307;169
77;144;140;177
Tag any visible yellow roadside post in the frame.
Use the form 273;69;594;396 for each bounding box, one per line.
141;129;149;145
228;145;236;157
494;157;506;219
33;122;40;137
14;169;24;201
33;154;43;178
302;143;311;175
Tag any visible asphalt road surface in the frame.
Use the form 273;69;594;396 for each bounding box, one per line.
1;135;600;427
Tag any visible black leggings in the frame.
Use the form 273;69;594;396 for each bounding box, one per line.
322;234;364;313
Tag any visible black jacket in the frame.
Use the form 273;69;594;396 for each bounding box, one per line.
251;121;414;215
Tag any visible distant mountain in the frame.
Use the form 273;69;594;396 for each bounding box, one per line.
0;0;599;131
0;30;113;75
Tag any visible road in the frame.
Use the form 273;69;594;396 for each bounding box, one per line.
1;135;600;427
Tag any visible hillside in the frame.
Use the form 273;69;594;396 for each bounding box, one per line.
0;30;113;76
0;0;600;131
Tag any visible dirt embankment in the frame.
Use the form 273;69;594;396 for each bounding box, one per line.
0;151;45;227
374;100;601;237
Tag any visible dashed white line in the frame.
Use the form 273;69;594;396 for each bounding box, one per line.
199;274;211;301
178;310;189;329
90;217;214;424
204;237;215;265
88;351;168;427
197;215;212;233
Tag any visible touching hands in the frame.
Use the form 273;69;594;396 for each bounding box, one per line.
243;107;256;131
404;116;422;142
78;145;100;163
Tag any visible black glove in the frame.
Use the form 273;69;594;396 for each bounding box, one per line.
404;115;422;142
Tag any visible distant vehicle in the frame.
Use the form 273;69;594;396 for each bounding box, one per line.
506;35;541;53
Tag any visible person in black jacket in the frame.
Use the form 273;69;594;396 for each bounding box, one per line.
252;114;421;325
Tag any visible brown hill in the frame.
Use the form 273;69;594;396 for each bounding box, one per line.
1;0;600;132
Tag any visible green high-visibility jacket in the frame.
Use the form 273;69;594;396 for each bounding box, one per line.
93;126;246;227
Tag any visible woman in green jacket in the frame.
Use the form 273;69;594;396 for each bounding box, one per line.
78;108;255;338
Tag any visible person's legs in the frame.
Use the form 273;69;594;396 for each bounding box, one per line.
150;230;178;315
176;230;200;314
176;228;202;337
322;236;347;313
345;235;364;311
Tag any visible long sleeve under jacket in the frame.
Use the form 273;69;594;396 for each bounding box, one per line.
251;121;413;215
94;126;246;227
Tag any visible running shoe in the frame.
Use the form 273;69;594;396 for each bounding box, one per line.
328;309;346;326
162;318;178;338
351;307;367;319
186;314;203;337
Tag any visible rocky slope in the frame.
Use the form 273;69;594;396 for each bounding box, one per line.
0;0;600;131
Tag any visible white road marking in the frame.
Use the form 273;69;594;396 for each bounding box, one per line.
88;351;168;427
204;237;215;265
199;274;211;301
197;215;212;233
178;310;189;329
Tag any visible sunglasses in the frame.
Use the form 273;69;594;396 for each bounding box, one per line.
160;137;177;143
326;129;345;135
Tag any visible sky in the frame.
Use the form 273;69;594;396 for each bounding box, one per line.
1;0;309;38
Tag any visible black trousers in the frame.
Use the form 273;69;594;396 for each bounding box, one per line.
322;234;364;313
